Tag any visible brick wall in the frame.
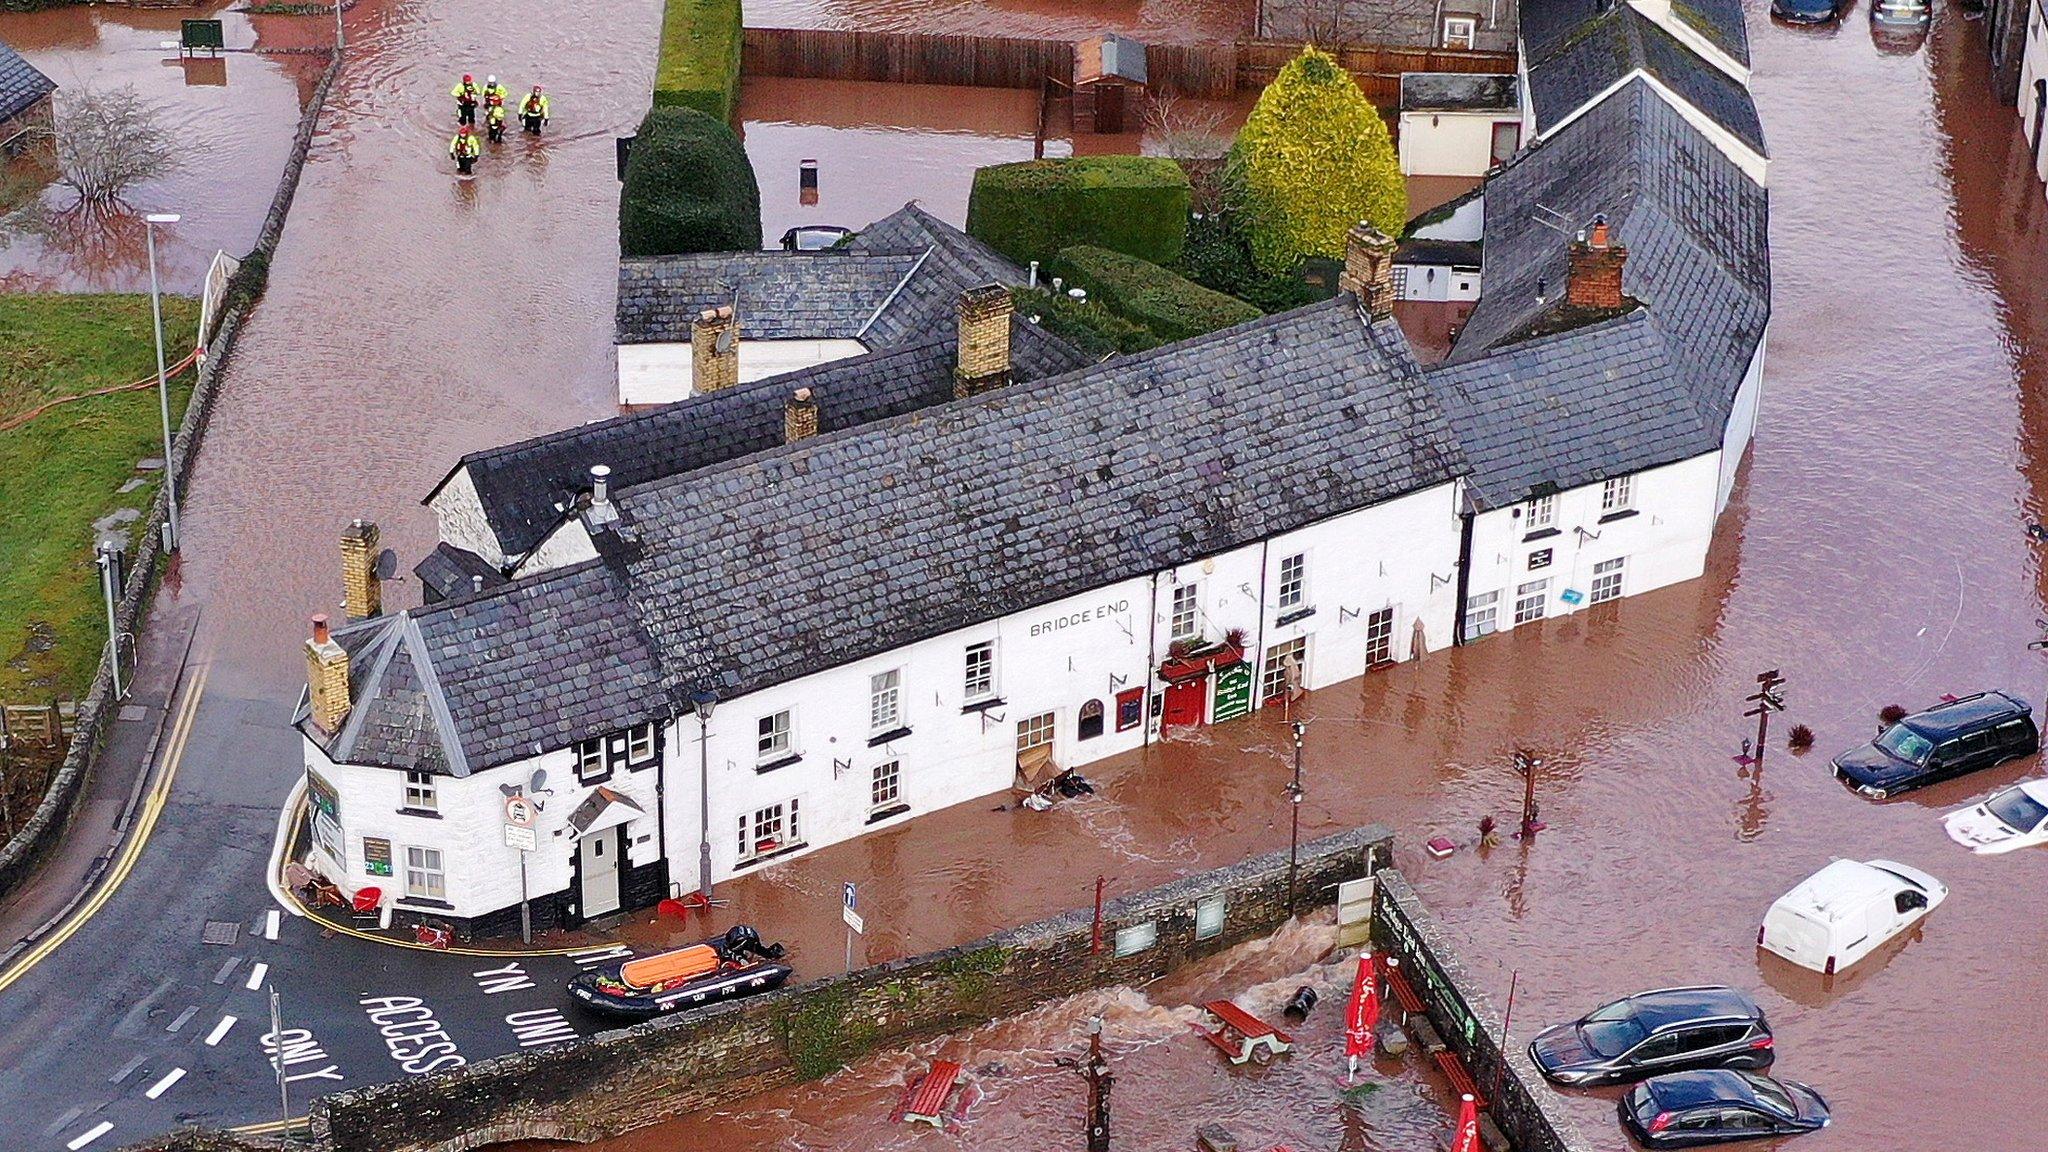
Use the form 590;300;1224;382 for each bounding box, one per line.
1371;869;1597;1152
304;824;1392;1152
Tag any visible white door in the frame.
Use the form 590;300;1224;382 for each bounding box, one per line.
579;829;622;918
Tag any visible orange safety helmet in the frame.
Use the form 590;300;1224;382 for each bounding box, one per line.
532;85;543;93
459;124;473;134
463;73;473;82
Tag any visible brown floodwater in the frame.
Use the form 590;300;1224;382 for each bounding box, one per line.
0;2;316;293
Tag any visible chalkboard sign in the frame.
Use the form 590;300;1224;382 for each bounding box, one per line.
363;836;393;877
181;19;225;52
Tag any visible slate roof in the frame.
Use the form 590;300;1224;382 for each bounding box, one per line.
1261;0;1521;52
610;301;1467;701
1525;3;1765;157
300;562;668;775
1523;0;1749;67
1401;73;1519;112
0;39;55;125
1668;0;1750;68
1437;79;1769;507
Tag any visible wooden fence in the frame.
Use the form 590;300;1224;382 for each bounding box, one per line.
743;28;1076;90
1231;40;1516;103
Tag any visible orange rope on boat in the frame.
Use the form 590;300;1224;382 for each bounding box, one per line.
0;346;203;436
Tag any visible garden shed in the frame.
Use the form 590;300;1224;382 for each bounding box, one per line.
1074;34;1148;134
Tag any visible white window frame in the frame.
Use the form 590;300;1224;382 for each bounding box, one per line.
574;738;606;782
1017;711;1057;756
403;770;437;812
1261;637;1307;703
1600;475;1635;515
1525;493;1557;531
871;760;901;811
869;669;902;733
1442;15;1477;47
756;709;793;761
404;845;446;901
626;721;657;766
737;797;802;862
1364;607;1396;665
1170;581;1201;641
1590;557;1626;604
964;641;997;702
1463;589;1500;641
1276;553;1307;611
1514;578;1549;625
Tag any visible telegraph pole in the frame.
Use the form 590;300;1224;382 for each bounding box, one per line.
1745;670;1786;774
1513;749;1544;839
1287;720;1306;913
1085;1016;1112;1152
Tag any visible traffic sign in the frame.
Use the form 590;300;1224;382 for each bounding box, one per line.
504;824;537;852
504;794;537;827
842;904;865;934
843;882;857;911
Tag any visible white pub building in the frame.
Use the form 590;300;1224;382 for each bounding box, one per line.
296;6;1768;936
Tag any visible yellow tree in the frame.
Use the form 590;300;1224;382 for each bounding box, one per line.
1227;47;1405;274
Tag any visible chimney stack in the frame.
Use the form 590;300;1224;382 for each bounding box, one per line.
1338;222;1398;319
691;305;740;395
784;387;820;443
585;463;618;531
340;519;381;620
953;284;1014;400
1567;215;1628;311
305;614;352;734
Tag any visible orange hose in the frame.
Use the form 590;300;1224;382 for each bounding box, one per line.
0;346;203;436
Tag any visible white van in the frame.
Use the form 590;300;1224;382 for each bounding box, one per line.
1757;859;1947;975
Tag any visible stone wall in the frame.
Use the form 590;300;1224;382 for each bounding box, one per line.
1371;869;1596;1152
309;824;1392;1152
0;47;345;904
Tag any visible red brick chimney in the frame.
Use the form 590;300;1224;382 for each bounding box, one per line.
1567;215;1628;311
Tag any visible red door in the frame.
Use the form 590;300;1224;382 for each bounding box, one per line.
1162;680;1207;729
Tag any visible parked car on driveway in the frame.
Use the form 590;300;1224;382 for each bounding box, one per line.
1943;779;2048;853
1832;690;2038;799
1620;1069;1831;1147
1758;859;1945;975
1772;0;1843;22
1530;986;1773;1087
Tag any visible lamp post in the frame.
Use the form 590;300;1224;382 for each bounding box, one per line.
143;212;182;553
692;688;716;899
96;540;125;699
1287;719;1306;913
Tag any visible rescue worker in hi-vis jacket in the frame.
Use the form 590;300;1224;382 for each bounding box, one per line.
449;125;481;174
451;74;480;125
518;86;551;135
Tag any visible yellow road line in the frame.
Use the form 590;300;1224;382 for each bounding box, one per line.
230;1116;307;1136
0;665;208;995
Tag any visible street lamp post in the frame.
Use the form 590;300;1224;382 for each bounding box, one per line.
143;212;182;553
96;540;125;699
1287;720;1306;913
692;688;717;899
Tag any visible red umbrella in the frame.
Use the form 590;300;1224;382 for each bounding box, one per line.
1343;950;1379;1082
1449;1093;1480;1152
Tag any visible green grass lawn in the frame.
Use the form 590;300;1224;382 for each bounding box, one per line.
0;293;199;703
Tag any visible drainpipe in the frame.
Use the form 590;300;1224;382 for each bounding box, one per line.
1142;571;1160;748
654;709;672;894
1251;539;1271;702
1452;484;1476;647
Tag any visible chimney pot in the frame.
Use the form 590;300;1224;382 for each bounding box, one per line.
1338;221;1398;319
953;284;1015;400
784;387;822;443
1567;216;1628;311
691;305;741;396
339;520;381;619
471;574;485;594
590;463;611;505
312;613;330;645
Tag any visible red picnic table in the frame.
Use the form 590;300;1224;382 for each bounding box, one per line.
1196;1000;1294;1065
896;1059;963;1128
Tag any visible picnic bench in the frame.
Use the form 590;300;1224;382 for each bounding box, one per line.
1386;967;1427;1023
1432;1049;1488;1108
897;1059;963;1128
1197;999;1294;1065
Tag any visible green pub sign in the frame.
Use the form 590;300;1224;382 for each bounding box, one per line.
1211;662;1253;723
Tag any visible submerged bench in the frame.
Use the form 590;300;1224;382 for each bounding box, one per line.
898;1059;963;1128
1197;999;1294;1065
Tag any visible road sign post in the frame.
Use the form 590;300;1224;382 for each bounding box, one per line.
505;795;539;944
841;882;864;972
269;987;288;1130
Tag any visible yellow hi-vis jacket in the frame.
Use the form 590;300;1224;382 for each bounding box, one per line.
480;82;510;106
449;132;481;159
452;82;479;104
519;93;551;119
486;104;507;127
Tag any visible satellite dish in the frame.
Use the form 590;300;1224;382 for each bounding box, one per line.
529;768;551;794
499;782;521;796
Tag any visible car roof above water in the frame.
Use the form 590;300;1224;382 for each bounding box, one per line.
1646;1068;1765;1110
1627;985;1763;1031
1772;859;1920;923
1902;690;2031;740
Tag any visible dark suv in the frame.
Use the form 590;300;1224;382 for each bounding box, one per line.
1529;986;1773;1087
1833;690;2039;800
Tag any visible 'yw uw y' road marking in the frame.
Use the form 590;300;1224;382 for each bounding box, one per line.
471;961;535;995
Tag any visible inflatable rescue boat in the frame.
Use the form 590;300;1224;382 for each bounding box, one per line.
567;925;791;1020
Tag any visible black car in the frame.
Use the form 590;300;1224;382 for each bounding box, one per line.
1833;690;2039;799
1621;1069;1831;1146
1772;0;1842;21
1529;986;1773;1086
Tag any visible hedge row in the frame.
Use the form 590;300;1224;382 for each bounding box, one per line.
619;106;762;257
1049;244;1262;343
1009;287;1159;358
653;0;743;122
967;157;1191;269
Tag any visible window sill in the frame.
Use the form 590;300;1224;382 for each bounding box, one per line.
961;696;1005;715
627;757;659;772
397;896;453;910
865;803;911;825
867;726;912;748
733;840;810;870
1521;527;1561;542
1597;508;1640;524
754;752;803;774
395;807;442;820
577;771;615;787
1275;606;1316;627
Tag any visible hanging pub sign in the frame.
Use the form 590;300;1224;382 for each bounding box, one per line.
363;836;394;877
1211;662;1254;723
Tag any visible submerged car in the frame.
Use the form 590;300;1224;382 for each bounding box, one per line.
1529;986;1773;1087
1758;858;1945;975
1943;778;2048;853
1870;0;1931;25
1832;690;2038;799
1772;0;1843;21
1621;1069;1831;1147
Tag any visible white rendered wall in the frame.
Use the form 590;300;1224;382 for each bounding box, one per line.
428;469;508;570
1399;110;1514;178
617;339;869;406
1716;331;1768;511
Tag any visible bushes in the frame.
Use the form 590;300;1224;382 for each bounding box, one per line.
1175;210;1326;315
1227;46;1405;274
619;106;762;257
1050;245;1260;343
1011;287;1158;357
967;156;1191;268
653;0;743;122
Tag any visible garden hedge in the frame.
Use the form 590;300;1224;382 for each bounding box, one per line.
619;106;762;257
1049;245;1261;343
1009;287;1158;357
653;0;743;122
967;157;1191;268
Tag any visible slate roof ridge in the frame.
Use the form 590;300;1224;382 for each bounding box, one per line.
1525;3;1765;159
327;619;406;756
855;245;935;340
399;611;472;778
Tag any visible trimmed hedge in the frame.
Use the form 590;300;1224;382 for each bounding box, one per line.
653;0;743;122
1010;287;1158;357
1050;245;1261;343
1176;209;1327;315
967;157;1191;269
620;106;762;257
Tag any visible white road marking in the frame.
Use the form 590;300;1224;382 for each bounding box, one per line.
144;1067;186;1100
107;1055;146;1084
204;1014;237;1046
165;1005;198;1033
210;957;241;985
471;961;534;994
264;909;281;940
245;962;269;991
506;1007;578;1048
66;1121;113;1149
568;944;631;968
